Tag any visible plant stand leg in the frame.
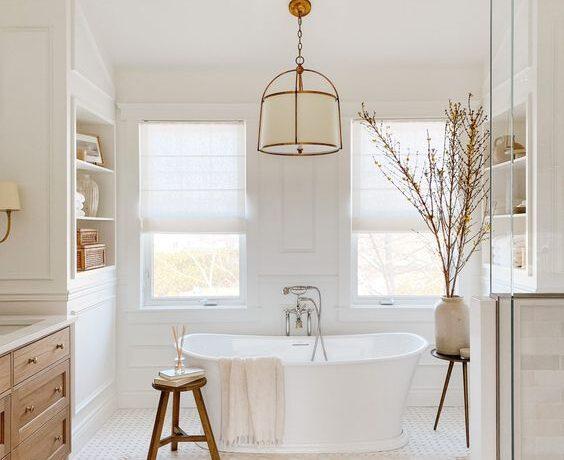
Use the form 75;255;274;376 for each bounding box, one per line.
434;361;454;431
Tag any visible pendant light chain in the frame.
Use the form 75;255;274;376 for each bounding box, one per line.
295;16;305;66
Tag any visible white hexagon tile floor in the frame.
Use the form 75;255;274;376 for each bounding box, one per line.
75;407;469;460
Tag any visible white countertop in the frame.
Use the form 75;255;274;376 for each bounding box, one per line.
0;315;75;356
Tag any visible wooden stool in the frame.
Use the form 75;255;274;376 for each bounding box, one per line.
431;349;470;448
147;377;220;460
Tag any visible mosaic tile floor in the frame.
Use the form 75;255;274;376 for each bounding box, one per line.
75;407;469;460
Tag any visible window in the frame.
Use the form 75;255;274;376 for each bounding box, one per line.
352;119;445;305
140;121;246;306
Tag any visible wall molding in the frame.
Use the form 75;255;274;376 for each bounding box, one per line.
72;385;117;455
75;378;115;415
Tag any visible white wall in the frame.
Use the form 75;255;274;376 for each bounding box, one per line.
116;64;484;408
0;0;70;312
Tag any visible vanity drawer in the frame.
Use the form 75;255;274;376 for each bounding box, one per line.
0;354;10;395
11;360;69;446
0;394;11;458
11;407;69;460
13;329;69;385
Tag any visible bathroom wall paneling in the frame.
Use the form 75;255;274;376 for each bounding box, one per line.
0;0;117;455
116;94;484;409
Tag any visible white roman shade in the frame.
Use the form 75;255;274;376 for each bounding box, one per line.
352;119;445;232
140;121;245;233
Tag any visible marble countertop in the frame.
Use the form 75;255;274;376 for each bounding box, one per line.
0;315;76;356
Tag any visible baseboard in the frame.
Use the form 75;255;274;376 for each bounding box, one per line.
71;384;117;457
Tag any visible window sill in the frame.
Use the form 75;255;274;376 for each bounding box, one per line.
337;305;435;323
126;305;261;323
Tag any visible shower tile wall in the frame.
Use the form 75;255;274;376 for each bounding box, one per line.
519;300;564;457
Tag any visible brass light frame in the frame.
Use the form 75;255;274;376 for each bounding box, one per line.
257;0;343;156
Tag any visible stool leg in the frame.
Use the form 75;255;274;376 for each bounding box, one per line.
463;361;470;448
193;387;220;460
172;391;180;451
147;390;169;460
434;361;454;431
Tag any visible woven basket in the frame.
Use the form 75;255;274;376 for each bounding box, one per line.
77;244;106;271
77;228;99;246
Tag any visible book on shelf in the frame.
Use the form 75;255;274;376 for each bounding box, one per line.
158;367;204;381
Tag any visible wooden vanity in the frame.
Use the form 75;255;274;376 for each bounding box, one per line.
0;326;71;460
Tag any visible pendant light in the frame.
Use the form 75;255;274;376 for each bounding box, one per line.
258;0;342;156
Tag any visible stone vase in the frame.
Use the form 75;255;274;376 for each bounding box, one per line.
434;295;470;355
77;174;99;217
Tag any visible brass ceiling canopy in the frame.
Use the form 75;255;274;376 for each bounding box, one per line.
288;0;311;18
257;0;342;156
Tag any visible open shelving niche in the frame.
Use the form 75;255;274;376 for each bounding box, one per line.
482;97;534;292
71;100;117;282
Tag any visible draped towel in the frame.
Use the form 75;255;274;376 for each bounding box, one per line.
218;357;285;446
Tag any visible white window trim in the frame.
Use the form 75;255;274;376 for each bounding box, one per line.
350;116;457;308
142;233;247;309
351;233;441;308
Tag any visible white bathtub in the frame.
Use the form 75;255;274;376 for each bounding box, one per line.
183;332;427;453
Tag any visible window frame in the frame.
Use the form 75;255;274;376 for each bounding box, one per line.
351;117;453;308
142;232;247;308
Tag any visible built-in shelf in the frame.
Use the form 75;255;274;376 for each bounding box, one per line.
488;212;527;219
76;159;114;174
76;216;114;221
485;155;527;172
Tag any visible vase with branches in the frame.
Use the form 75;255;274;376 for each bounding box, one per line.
359;95;490;355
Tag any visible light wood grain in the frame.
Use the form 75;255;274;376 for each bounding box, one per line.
0;354;11;395
13;329;69;386
11;407;69;460
0;394;11;458
11;360;70;446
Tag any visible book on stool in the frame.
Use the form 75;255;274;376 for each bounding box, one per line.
154;367;205;387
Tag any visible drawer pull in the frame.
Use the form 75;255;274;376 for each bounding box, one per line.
55;435;63;442
28;357;38;364
55;343;65;350
54;385;63;393
25;405;35;413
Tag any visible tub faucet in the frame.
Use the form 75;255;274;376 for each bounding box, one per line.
282;285;328;362
284;301;313;336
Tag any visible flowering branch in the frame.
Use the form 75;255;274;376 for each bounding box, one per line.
358;94;490;297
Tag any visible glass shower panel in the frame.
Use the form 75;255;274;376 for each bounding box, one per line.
492;0;564;458
489;0;514;295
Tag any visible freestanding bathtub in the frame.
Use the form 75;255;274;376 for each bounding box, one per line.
183;332;427;453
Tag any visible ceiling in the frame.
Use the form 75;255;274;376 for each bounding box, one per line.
80;0;489;70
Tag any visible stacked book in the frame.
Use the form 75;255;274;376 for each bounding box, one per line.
154;368;205;387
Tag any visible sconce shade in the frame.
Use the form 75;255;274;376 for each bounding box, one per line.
0;182;21;211
258;69;342;156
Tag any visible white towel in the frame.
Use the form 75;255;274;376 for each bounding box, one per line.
219;357;284;446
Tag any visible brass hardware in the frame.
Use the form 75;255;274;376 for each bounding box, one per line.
257;0;343;157
289;0;311;18
25;405;35;413
55;435;63;442
28;357;38;364
56;343;65;350
54;385;63;393
0;210;13;244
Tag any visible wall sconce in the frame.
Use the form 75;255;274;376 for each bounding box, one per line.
0;182;21;244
